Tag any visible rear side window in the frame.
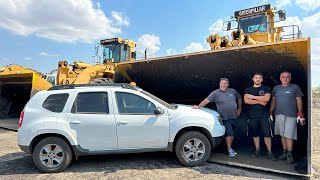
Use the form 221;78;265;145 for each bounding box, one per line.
42;93;69;113
71;92;109;114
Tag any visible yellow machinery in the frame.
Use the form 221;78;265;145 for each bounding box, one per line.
207;4;298;49
111;5;310;174
0;65;52;119
57;38;136;85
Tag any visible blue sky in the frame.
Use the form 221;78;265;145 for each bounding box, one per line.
0;0;319;86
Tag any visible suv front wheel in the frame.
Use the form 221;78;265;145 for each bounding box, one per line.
33;137;73;173
175;131;211;166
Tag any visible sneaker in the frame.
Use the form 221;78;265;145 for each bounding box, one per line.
267;152;277;161
230;148;237;155
279;150;287;160
250;150;261;158
227;149;236;157
287;152;294;164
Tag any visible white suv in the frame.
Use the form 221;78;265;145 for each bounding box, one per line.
18;84;225;173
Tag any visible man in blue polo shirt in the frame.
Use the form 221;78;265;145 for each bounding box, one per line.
193;78;242;157
270;71;304;164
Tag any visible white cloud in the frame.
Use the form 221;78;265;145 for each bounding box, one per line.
276;12;320;38
166;48;177;56
111;11;129;27
208;18;236;38
183;42;206;53
24;57;32;60
0;0;128;43
275;0;292;8
209;19;227;36
275;16;301;40
296;0;320;11
136;34;161;57
275;13;320;87
39;52;59;57
312;64;320;87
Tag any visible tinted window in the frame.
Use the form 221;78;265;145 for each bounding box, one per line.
116;92;156;114
42;93;69;113
239;14;267;33
72;92;109;114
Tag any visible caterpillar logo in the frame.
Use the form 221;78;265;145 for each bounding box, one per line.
100;38;119;45
234;4;271;17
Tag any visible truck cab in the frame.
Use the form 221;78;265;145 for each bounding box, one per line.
98;38;137;64
223;4;300;46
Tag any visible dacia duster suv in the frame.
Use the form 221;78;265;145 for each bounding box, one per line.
18;83;225;172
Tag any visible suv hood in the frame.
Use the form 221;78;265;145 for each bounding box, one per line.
168;104;220;120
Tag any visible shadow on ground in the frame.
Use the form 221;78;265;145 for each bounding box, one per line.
0;151;307;179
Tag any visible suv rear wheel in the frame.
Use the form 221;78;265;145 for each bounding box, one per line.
33;137;73;173
175;131;211;166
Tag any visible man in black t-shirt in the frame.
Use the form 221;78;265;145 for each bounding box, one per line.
244;72;276;160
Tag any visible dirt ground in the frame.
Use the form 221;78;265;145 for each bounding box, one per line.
0;104;319;179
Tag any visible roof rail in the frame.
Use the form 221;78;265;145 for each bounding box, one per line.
48;83;137;91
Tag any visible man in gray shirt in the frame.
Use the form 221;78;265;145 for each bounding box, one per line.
270;71;304;163
193;78;242;156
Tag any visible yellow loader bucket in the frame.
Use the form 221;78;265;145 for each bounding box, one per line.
114;38;311;176
0;68;52;130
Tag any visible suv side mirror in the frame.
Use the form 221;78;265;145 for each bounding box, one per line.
154;107;164;115
279;10;286;21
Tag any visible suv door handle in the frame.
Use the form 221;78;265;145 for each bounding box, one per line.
118;121;128;124
70;121;81;124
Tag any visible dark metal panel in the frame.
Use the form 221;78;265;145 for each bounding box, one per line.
114;39;310;175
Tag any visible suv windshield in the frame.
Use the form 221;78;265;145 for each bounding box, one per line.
140;90;175;109
239;14;267;33
103;44;128;63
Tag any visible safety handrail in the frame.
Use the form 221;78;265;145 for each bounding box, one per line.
275;25;302;40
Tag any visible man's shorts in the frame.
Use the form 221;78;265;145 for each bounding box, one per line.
275;114;297;140
248;117;272;137
223;118;237;136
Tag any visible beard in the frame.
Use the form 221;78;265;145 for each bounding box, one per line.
254;81;261;85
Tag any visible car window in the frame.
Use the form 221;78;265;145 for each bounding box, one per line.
115;92;156;114
71;92;109;114
42;93;69;113
140;90;173;109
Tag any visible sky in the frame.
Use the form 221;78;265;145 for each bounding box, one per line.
0;0;319;87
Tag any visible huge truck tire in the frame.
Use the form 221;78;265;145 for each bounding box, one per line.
89;78;113;84
33;137;73;173
175;131;211;167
